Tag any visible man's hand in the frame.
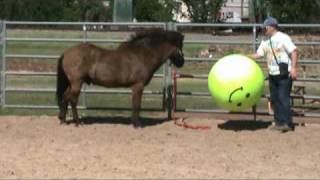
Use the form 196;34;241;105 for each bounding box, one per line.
290;67;298;80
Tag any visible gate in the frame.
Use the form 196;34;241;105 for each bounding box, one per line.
1;21;173;116
171;23;320;117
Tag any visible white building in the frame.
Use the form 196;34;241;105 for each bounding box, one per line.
172;0;191;22
219;0;249;23
173;0;249;23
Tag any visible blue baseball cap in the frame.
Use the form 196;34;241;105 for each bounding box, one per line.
262;16;278;28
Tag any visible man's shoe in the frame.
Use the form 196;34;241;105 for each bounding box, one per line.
269;124;283;131
269;124;293;132
280;124;294;132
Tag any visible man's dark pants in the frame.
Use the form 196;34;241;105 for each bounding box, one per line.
269;75;293;128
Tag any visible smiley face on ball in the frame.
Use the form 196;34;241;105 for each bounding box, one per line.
228;86;252;107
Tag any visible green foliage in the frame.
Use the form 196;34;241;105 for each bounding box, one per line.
249;0;268;23
133;0;176;22
181;0;226;23
249;0;320;23
268;0;320;23
0;0;113;22
0;0;319;23
71;0;113;21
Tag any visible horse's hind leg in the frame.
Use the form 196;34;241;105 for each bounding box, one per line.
131;82;144;128
58;87;70;124
69;81;83;126
59;87;70;124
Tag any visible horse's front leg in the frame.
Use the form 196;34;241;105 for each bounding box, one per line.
131;82;144;128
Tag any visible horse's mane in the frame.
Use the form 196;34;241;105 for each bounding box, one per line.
122;29;184;49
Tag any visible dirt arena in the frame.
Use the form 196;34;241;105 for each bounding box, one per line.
1;113;320;179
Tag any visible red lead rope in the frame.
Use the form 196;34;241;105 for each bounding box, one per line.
172;68;211;130
173;117;211;130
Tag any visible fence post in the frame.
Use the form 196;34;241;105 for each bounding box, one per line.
252;24;258;52
0;21;5;106
82;23;88;109
164;22;175;119
0;20;2;106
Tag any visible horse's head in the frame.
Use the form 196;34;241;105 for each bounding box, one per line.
167;31;185;68
124;29;185;68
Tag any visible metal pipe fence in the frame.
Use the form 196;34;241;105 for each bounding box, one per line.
0;21;320;118
0;21;169;112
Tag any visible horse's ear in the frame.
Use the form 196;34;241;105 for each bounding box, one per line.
168;31;184;49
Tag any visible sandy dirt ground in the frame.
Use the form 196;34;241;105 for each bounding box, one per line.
0;114;320;179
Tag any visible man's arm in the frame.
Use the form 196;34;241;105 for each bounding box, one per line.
247;53;262;60
290;49;298;80
248;41;265;60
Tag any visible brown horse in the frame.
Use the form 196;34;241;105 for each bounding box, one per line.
56;29;184;127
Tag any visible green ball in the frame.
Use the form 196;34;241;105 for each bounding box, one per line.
208;54;264;111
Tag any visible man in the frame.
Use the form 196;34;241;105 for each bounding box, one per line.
251;16;298;132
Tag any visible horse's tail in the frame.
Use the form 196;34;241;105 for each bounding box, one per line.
56;54;69;107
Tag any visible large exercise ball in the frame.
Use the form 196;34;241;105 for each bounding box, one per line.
208;54;264;111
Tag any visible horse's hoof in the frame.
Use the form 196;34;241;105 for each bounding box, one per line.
133;123;143;129
59;120;66;125
74;121;83;127
58;113;66;120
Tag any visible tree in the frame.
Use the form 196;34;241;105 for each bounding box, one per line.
249;0;320;23
249;0;269;23
133;0;177;22
72;0;112;22
0;0;113;22
181;0;226;23
0;0;67;21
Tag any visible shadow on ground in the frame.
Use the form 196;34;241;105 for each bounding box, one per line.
64;116;169;127
218;120;272;131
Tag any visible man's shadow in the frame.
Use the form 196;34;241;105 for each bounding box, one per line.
65;116;169;127
218;119;272;131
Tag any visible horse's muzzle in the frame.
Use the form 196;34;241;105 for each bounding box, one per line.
170;50;184;68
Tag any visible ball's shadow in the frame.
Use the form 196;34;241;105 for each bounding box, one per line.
218;119;272;131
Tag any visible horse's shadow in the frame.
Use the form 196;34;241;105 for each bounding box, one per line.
218;119;272;131
65;116;169;127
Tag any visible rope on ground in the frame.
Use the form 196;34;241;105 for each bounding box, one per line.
172;68;211;130
173;117;211;130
